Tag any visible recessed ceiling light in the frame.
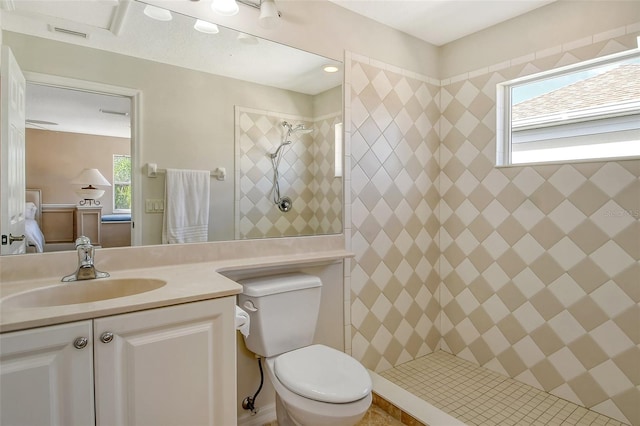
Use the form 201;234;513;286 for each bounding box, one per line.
194;19;220;34
143;5;173;21
211;0;239;16
323;65;340;73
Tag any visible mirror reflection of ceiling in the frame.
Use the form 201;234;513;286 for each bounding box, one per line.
2;0;342;95
26;84;131;138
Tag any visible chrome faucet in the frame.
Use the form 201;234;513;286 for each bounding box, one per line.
62;236;110;282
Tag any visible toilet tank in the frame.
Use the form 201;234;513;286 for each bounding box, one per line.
238;273;322;357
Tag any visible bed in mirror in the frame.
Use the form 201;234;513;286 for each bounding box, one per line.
0;0;343;254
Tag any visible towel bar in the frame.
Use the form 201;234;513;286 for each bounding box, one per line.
146;163;226;181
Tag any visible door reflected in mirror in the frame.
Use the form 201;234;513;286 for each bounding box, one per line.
1;0;343;255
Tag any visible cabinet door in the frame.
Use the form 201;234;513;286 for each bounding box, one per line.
0;321;94;425
94;297;236;426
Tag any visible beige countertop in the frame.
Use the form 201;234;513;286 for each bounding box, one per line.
0;250;352;333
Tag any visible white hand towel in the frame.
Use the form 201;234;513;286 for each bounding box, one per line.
162;169;210;244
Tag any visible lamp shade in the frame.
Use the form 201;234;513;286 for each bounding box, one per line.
259;0;280;29
72;168;111;187
211;0;239;16
72;169;110;205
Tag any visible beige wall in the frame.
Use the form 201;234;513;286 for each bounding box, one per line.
26;129;130;215
440;0;640;78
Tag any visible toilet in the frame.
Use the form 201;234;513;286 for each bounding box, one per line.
238;273;372;426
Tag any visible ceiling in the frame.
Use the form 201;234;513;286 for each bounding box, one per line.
2;0;341;136
327;0;556;46
4;0;557;136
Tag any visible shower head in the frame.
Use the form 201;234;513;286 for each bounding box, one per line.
282;121;313;136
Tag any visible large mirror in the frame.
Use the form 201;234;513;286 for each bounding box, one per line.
1;0;343;254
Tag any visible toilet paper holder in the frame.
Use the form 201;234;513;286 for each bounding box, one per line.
235;305;251;337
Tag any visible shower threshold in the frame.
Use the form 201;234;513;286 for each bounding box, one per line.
373;351;628;426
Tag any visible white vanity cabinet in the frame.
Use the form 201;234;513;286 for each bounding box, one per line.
94;296;237;426
0;320;95;425
0;297;237;426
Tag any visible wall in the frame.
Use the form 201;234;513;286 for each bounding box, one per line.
346;54;442;370
25;129;130;215
437;16;640;426
343;2;639;424
310;111;343;235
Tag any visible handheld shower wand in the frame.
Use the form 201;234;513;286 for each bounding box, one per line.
269;121;312;212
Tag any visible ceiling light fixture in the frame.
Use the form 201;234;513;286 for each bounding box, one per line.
99;109;129;117
258;0;280;29
323;65;340;73
143;4;173;21
211;0;239;16
237;32;259;44
194;19;220;34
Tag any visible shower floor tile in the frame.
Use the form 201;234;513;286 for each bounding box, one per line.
379;351;627;426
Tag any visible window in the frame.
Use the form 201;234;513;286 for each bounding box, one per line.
113;154;131;212
497;49;640;166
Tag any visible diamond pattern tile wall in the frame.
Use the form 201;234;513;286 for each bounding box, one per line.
348;58;441;372
235;107;342;239
311;113;343;235
439;34;639;425
347;29;639;426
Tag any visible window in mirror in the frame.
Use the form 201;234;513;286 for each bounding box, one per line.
113;154;131;213
334;123;343;178
497;49;640;166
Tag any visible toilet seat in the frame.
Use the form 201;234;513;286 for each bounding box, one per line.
273;344;372;403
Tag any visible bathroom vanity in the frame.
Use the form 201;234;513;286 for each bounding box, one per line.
1;298;234;425
0;246;352;426
0;264;242;426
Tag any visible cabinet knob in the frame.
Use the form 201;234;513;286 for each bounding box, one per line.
73;337;89;349
100;332;114;344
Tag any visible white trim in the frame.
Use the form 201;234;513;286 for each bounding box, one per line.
501;42;640;89
23;71;142;246
496;49;640;166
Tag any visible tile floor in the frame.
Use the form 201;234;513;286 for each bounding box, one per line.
264;404;405;426
380;351;628;426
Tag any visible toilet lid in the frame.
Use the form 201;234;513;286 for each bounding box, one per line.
273;344;372;404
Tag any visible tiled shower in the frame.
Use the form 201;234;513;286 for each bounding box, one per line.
236;107;342;239
345;24;639;425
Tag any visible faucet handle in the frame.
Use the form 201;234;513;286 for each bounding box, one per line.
75;236;92;247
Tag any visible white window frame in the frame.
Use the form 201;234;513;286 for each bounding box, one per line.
113;154;131;214
497;47;640;167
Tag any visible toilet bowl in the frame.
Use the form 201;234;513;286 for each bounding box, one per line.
238;273;373;426
265;345;372;426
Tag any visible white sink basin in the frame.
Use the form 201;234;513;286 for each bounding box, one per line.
2;278;167;308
